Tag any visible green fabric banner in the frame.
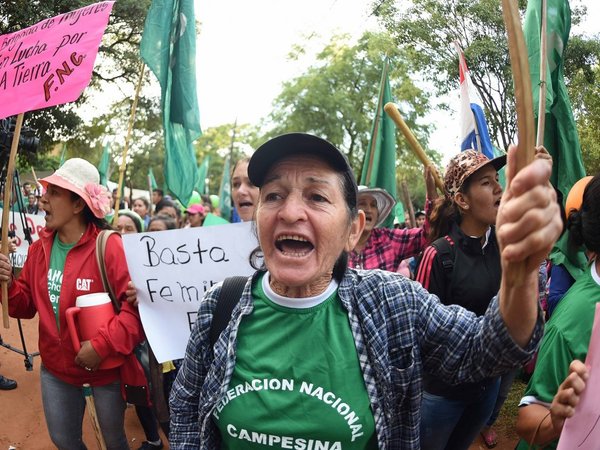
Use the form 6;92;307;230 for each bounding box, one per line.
523;0;586;202
148;167;158;190
360;59;397;228
140;0;201;206
197;155;210;195
98;143;110;187
218;156;232;221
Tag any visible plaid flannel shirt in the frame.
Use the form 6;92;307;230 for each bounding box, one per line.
169;269;543;449
349;200;432;272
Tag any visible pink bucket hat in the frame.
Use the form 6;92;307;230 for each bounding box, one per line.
444;150;506;198
39;158;112;218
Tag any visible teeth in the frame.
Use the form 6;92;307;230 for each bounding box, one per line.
276;235;308;242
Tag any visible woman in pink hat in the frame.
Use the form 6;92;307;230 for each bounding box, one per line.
0;158;146;450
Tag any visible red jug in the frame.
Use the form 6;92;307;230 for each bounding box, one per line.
65;292;124;370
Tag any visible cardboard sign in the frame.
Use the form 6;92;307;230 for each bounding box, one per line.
0;208;46;268
0;1;114;119
558;303;600;450
123;222;258;363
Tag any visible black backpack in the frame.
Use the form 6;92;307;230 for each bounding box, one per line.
415;236;456;302
208;276;247;347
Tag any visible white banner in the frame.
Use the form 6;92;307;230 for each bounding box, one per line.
0;208;46;268
122;222;258;363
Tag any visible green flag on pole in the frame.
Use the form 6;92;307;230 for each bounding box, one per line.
524;0;588;280
360;58;397;228
59;142;67;167
140;0;201;206
148;167;158;190
218;156;232;222
197;155;210;195
524;0;586;202
98;144;110;187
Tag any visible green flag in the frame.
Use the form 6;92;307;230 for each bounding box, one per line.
218;156;232;222
360;59;397;228
196;155;210;195
59;142;67;167
140;0;201;206
98;144;110;187
524;0;586;202
148;167;158;190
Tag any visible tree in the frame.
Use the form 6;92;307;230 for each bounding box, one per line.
263;31;441;206
374;0;600;154
568;63;600;175
195;123;259;195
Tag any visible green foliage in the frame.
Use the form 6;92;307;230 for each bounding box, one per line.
374;0;600;156
262;31;440;206
568;64;600;175
194;123;260;195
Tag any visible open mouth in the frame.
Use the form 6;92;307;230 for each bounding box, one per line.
275;234;314;257
239;201;253;209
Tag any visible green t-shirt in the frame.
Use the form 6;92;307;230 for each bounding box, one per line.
516;262;600;450
213;272;377;450
47;234;75;329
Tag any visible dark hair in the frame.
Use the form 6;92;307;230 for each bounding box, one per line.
428;175;476;242
567;173;600;254
200;194;213;212
153;188;164;196
155;199;181;218
148;214;177;231
249;168;358;283
70;191;112;230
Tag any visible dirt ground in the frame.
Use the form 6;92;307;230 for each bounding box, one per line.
0;316;169;449
1;315;518;449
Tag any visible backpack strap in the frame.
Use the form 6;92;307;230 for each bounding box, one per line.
431;235;456;302
95;229;121;313
209;276;248;348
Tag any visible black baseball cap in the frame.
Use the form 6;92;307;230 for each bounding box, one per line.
248;133;356;188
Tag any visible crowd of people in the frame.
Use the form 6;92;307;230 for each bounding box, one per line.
0;131;596;450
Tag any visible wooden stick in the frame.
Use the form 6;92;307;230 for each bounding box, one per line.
113;61;145;225
501;0;536;284
1;113;24;329
83;384;107;450
383;102;445;193
536;0;548;147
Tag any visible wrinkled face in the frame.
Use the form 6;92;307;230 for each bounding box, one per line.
148;220;168;232
459;165;503;226
232;161;259;222
357;193;379;233
40;184;83;231
256;155;362;292
116;215;137;234
132;199;148;217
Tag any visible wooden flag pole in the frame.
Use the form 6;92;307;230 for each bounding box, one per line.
501;0;536;284
383;102;445;193
83;384;107;450
113;61;145;225
1;113;24;328
536;0;548;147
